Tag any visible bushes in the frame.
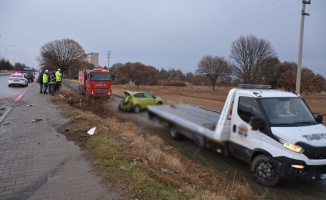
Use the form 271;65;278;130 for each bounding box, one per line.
158;80;186;87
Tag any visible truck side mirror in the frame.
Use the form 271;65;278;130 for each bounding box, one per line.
316;114;323;124
249;116;262;131
112;74;115;81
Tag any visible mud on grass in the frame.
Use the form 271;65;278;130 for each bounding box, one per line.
51;88;111;148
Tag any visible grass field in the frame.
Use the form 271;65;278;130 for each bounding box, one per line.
113;84;326;125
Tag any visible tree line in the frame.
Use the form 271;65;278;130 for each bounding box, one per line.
0;58;35;72
36;36;326;93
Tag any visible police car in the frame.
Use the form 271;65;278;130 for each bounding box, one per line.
8;73;29;87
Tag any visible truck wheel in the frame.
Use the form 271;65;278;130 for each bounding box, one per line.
133;105;141;113
170;126;182;140
250;155;280;187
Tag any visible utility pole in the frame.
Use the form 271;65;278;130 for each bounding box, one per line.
296;0;311;94
107;51;111;69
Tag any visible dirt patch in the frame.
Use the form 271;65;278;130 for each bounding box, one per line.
51;89;113;148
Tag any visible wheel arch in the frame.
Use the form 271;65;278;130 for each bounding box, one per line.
250;148;273;163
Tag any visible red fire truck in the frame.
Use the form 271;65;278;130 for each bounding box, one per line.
79;68;113;97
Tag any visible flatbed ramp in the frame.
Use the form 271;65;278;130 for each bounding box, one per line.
148;104;221;137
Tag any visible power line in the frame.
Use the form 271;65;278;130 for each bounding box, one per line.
112;1;301;56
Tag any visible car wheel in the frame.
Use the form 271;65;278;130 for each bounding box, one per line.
133;105;141;113
250;155;280;187
8;84;11;87
170;125;182;140
157;101;163;105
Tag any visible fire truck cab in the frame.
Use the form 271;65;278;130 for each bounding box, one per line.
79;68;113;97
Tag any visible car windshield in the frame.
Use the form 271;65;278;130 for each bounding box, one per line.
259;97;317;126
90;73;111;81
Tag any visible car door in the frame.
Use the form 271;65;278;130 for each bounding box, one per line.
143;93;157;107
229;95;263;162
133;93;146;109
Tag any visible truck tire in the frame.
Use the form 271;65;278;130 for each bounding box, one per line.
133;105;141;113
170;126;182;140
250;155;280;187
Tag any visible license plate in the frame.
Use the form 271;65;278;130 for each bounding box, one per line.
96;90;106;94
321;174;326;180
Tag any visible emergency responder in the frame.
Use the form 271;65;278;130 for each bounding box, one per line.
42;70;49;94
55;68;62;91
37;71;44;93
49;71;56;96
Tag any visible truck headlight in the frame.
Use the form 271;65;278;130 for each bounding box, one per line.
283;142;304;154
277;137;305;154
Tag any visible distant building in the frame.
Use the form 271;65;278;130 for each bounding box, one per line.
86;53;99;68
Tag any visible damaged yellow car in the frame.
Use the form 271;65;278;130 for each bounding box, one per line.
118;90;163;113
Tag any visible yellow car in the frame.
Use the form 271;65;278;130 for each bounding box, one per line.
119;90;163;113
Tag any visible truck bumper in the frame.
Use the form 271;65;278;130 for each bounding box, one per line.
274;156;326;181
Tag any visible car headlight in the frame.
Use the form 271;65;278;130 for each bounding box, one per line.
279;138;304;153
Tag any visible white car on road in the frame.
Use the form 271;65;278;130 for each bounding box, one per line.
8;74;28;87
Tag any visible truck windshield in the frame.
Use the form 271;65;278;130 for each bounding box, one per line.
259;97;317;126
90;73;111;81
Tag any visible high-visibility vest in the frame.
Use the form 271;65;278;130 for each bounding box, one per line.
55;71;62;81
50;74;56;84
43;73;48;83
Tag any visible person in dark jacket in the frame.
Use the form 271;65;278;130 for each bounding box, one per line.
49;71;56;96
47;70;52;93
36;71;44;93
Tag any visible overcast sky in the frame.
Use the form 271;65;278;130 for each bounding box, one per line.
1;0;325;78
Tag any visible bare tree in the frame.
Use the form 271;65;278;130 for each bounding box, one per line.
260;57;280;88
313;74;326;93
185;72;194;83
110;63;123;73
38;39;86;72
112;62;159;85
277;62;297;92
230;35;276;84
196;55;231;91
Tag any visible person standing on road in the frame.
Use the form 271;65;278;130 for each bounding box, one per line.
55;68;62;91
43;70;49;94
49;71;56;96
37;71;44;93
47;70;52;93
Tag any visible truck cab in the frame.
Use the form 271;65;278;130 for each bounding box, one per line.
79;68;113;97
223;85;326;186
148;84;326;186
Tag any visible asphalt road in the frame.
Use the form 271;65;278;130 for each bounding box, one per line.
64;80;326;200
0;74;39;123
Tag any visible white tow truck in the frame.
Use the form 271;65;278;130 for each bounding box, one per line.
148;84;326;186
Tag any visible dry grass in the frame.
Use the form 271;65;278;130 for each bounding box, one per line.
51;85;265;199
92;115;263;200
